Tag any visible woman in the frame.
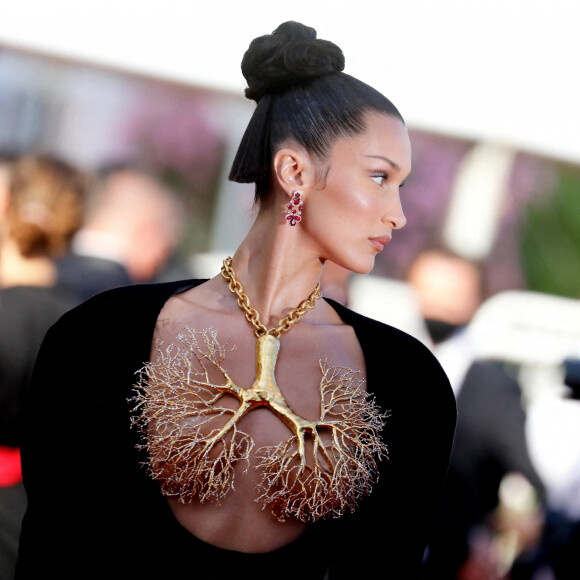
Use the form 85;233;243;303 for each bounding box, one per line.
0;154;84;578
16;22;456;579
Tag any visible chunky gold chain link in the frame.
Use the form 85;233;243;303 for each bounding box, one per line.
220;257;321;338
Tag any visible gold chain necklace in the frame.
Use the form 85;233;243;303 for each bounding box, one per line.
220;256;321;338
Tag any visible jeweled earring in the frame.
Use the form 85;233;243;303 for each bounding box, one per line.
285;191;303;226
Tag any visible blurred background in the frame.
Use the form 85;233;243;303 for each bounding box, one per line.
1;1;580;578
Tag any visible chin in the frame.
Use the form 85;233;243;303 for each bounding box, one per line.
342;256;376;276
357;263;376;275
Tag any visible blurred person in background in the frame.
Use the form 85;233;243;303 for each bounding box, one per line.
407;247;483;387
525;357;580;579
0;153;85;579
56;165;185;305
408;247;546;579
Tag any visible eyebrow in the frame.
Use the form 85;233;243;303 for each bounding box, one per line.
363;155;401;172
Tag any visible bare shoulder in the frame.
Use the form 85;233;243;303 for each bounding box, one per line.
160;277;225;317
154;277;239;341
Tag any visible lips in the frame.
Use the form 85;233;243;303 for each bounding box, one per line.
369;235;392;252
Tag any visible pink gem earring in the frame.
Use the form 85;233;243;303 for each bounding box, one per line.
285;191;303;226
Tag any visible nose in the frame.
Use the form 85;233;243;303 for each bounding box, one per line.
382;191;407;230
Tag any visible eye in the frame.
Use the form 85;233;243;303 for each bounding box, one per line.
371;173;388;186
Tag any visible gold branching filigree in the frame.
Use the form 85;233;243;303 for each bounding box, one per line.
131;327;388;523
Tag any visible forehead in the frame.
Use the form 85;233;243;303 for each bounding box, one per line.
334;112;411;175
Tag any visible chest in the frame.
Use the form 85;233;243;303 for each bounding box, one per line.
132;319;386;524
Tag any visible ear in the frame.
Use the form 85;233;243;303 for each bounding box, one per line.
272;146;316;198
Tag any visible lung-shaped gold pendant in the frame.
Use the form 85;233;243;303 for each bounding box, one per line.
131;327;387;523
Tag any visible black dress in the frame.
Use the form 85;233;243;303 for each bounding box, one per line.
16;280;456;579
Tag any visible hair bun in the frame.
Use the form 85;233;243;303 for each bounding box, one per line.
241;21;345;102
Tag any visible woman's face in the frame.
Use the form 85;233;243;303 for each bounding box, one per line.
303;111;411;274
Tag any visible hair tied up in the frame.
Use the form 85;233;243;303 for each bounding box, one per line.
230;21;403;202
242;21;345;102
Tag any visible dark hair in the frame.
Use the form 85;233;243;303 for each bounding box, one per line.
229;21;404;202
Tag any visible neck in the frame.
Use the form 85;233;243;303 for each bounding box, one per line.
227;209;324;328
0;239;56;288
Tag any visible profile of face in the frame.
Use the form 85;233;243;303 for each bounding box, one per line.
302;111;411;275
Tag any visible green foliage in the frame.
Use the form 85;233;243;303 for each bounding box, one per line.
520;166;580;298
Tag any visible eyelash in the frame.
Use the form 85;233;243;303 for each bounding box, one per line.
371;174;407;189
371;173;388;186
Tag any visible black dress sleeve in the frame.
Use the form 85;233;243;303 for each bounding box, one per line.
16;282;195;578
16;298;136;576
